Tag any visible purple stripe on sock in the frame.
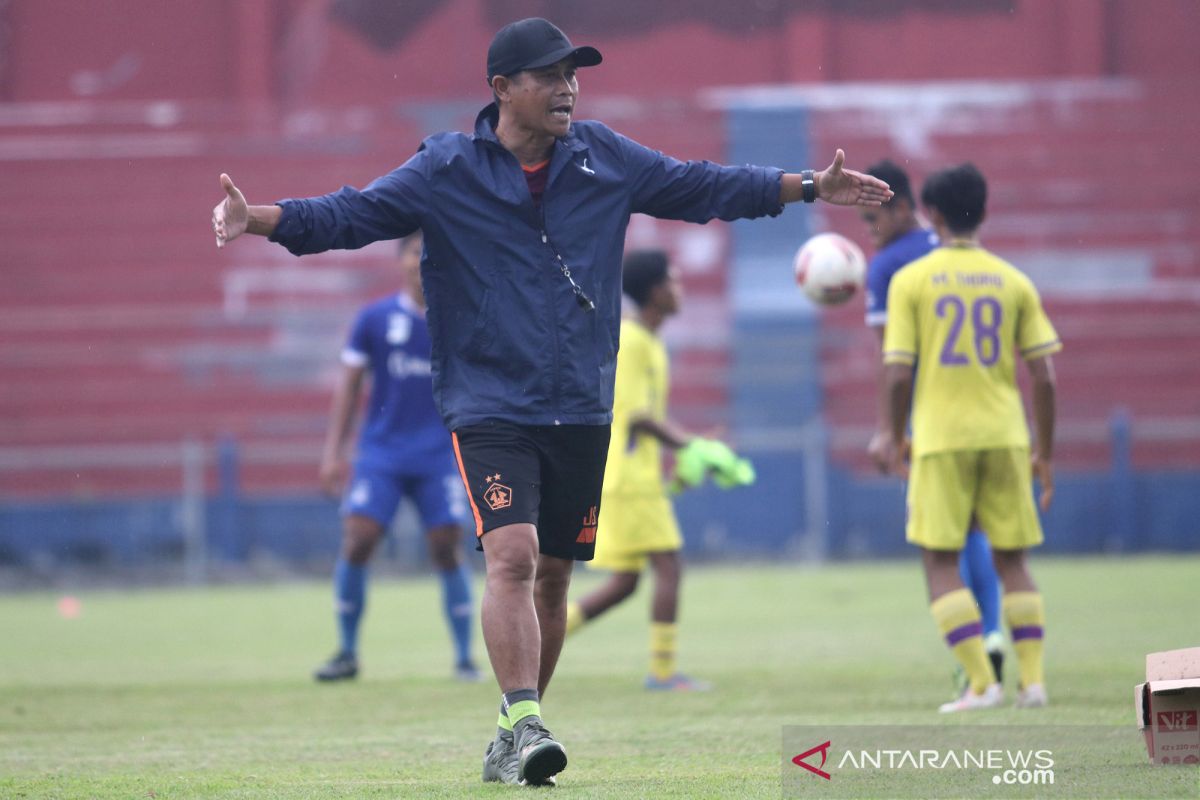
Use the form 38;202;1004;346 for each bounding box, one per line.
945;621;983;646
1011;625;1044;641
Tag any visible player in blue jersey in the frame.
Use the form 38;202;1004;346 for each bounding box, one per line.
858;160;1006;687
314;230;480;683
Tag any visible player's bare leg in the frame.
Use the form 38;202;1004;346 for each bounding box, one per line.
992;547;1047;707
574;571;640;622
532;553;574;697
991;547;1036;593
645;551;709;691
426;523;461;571
480;523;541;691
342;514;384;564
922;548;1001;712
921;547;965;602
647;551;680;623
315;515;384;681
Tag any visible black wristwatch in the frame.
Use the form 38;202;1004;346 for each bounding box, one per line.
801;169;816;203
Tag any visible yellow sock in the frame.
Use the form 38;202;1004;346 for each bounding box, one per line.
1003;591;1045;688
649;622;677;681
565;601;585;636
930;588;994;693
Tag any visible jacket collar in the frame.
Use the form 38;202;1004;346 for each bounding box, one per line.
473;103;588;156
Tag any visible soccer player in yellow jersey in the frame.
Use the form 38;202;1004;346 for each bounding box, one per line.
564;250;753;691
879;163;1059;713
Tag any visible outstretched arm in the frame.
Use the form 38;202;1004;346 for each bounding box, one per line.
212;174;281;247
212;152;428;255
781;150;893;207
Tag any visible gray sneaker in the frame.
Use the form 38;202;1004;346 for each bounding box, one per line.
515;718;567;786
481;731;519;784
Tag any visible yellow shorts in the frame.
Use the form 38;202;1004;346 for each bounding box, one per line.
589;493;683;572
906;447;1044;551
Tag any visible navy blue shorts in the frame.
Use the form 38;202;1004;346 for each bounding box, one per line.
451;421;609;561
342;456;467;530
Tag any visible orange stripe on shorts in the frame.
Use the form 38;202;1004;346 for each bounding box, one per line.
451;432;484;538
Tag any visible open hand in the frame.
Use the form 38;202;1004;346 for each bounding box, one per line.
1032;451;1054;512
867;430;893;474
817;150;894;207
212;173;248;248
319;456;350;498
876;435;910;479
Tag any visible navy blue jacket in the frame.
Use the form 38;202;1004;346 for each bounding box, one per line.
271;104;784;430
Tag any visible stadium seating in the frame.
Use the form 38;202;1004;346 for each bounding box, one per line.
2;79;1198;502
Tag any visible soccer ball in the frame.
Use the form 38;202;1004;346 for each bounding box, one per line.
793;232;866;306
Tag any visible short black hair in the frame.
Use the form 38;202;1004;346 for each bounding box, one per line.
865;159;913;205
920;163;988;235
622;249;670;307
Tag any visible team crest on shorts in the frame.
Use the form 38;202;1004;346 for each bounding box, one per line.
483;474;512;511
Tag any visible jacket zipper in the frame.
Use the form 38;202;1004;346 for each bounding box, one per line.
539;210;564;424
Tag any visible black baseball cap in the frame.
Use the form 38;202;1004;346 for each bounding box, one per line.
486;18;602;83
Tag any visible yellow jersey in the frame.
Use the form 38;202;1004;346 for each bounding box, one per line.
882;244;1061;457
603;318;668;495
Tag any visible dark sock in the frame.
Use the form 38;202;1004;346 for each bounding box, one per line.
502;688;541;731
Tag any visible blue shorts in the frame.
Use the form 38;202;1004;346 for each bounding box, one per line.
341;456;467;530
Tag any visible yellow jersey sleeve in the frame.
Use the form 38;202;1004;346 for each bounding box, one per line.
882;265;918;366
1016;276;1062;360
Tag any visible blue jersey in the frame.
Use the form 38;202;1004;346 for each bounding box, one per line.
344;294;453;471
864;227;939;328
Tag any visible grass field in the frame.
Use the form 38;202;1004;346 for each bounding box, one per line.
2;556;1198;799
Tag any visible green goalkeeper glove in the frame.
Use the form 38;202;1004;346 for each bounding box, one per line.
711;453;756;489
672;438;717;489
672;438;756;492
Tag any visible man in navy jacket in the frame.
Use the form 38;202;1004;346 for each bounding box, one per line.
212;17;891;786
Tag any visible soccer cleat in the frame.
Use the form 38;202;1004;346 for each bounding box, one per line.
515;717;567;786
313;651;358;682
984;631;1006;685
644;673;713;692
1015;684;1049;709
938;683;1004;714
454;661;484;683
988;648;1005;686
481;731;520;784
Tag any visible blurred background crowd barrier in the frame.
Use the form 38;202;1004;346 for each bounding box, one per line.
1;0;1198;581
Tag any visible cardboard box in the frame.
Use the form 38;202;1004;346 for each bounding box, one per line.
1135;647;1200;765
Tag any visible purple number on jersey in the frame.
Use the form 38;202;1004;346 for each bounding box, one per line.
972;297;1003;366
936;295;969;366
937;294;1004;367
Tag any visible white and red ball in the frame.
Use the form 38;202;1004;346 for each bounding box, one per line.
793;232;866;306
